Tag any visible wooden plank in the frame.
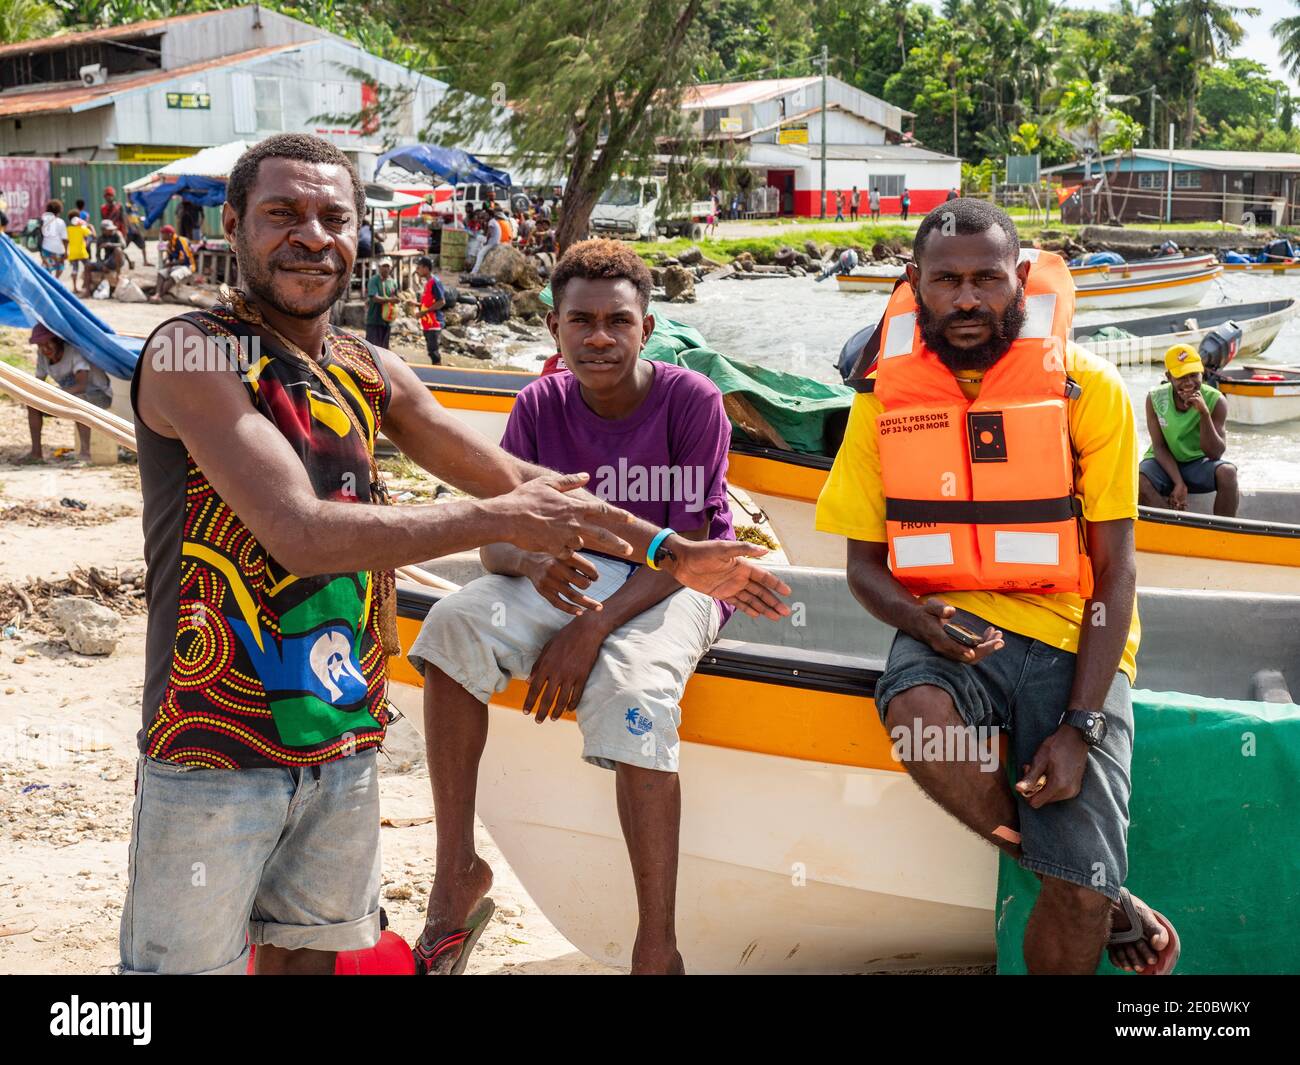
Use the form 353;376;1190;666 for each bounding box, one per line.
723;392;792;451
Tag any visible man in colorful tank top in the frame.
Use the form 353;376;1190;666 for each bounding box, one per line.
1139;343;1236;516
816;200;1180;975
121;134;790;975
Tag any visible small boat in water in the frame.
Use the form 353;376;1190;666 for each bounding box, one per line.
1074;299;1298;367
1072;266;1223;311
1213;364;1300;425
386;562;1299;974
833;269;903;293
414;364;1300;594
833;255;1217;296
1219;258;1300;274
1068;253;1216;282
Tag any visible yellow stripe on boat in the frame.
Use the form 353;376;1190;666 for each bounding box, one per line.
390;614;903;773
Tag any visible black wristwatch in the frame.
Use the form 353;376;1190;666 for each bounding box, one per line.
1059;709;1108;748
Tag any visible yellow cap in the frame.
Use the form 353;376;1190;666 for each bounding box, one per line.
1164;344;1204;378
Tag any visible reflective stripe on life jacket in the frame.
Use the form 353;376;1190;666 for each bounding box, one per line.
873;248;1093;597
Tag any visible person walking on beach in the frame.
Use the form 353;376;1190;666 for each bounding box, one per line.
415;255;446;365
816;199;1181;976
39;199;67;277
120;133;789;976
405;239;790;975
1139;344;1236;516
66;211;93;287
869;185;881;222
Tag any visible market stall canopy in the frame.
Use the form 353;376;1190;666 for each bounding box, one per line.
375;145;511;187
0;234;141;378
132;175;228;229
123;140;255;192
363;184;424;211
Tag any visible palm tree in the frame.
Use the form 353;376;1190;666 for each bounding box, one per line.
1273;1;1300;81
0;0;59;44
1101;112;1145;221
1167;0;1259;145
1053;80;1123;222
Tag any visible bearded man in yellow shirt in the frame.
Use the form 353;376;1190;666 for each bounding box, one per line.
817;199;1180;975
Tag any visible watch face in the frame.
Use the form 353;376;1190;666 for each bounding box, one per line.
1086;713;1107;746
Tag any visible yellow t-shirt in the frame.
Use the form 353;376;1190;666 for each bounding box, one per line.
67;220;91;261
815;342;1141;682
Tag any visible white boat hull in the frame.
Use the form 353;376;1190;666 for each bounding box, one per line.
1222;390;1300;425
387;682;998;974
1073;274;1217;311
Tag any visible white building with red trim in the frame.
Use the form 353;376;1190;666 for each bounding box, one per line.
680;75;961;216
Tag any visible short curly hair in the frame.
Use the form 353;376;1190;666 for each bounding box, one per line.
226;133;366;222
551;238;653;312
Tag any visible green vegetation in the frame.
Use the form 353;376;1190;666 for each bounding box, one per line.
28;1;1300;210
637;224;917;263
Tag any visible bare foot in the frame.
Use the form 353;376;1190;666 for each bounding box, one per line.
1109;891;1171;973
420;854;493;948
631;944;685;975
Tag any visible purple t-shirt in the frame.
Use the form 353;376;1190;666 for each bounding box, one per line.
500;360;735;623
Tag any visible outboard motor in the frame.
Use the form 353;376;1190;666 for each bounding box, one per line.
1262;237;1296;262
835;276;906;389
1199;321;1242;380
836;321;878;386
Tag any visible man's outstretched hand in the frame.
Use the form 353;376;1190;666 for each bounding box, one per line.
666;539;792;620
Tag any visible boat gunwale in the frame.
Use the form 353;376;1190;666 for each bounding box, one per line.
395;583;884;697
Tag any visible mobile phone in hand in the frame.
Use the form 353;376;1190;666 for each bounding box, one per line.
943;621;982;648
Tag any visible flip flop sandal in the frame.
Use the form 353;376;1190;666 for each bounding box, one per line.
413;897;496;976
1109;888;1181;975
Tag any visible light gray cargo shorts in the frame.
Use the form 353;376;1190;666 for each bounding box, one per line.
407;553;720;773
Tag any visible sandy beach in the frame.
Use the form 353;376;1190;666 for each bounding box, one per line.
0;336;616;974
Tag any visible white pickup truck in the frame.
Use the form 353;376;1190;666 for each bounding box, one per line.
590;178;713;241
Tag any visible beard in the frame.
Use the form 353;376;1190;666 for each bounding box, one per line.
916;283;1027;372
235;231;351;320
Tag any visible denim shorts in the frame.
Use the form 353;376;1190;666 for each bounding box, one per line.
118;749;381;974
1139;456;1232;496
873;609;1133;901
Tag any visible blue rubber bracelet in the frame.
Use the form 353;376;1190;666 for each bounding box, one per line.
646;528;676;571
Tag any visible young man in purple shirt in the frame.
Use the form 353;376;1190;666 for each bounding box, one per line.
407;240;771;974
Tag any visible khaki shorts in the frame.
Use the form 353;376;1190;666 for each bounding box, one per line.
407;554;720;772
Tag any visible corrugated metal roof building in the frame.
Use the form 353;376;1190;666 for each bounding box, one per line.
1044;149;1300;226
0;5;500;172
678;75;958;216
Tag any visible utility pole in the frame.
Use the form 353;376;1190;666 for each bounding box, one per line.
819;44;828;220
1148;86;1157;150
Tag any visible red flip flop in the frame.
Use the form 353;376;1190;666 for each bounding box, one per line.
1109;888;1181;975
413;897;496;976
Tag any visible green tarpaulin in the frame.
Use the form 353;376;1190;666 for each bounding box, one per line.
642;317;855;455
995;690;1300;974
537;285;853;455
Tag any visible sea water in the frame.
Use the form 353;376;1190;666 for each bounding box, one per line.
652;270;1300;490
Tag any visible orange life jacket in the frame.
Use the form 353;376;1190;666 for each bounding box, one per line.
872;249;1093;598
496;217;514;243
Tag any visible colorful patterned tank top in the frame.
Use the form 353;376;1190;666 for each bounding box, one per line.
132;309;393;769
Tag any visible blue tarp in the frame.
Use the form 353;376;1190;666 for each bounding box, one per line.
0;233;142;378
130;175;228;230
375;145;511;187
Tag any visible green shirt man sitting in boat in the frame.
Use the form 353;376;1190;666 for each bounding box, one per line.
1138;343;1236;517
